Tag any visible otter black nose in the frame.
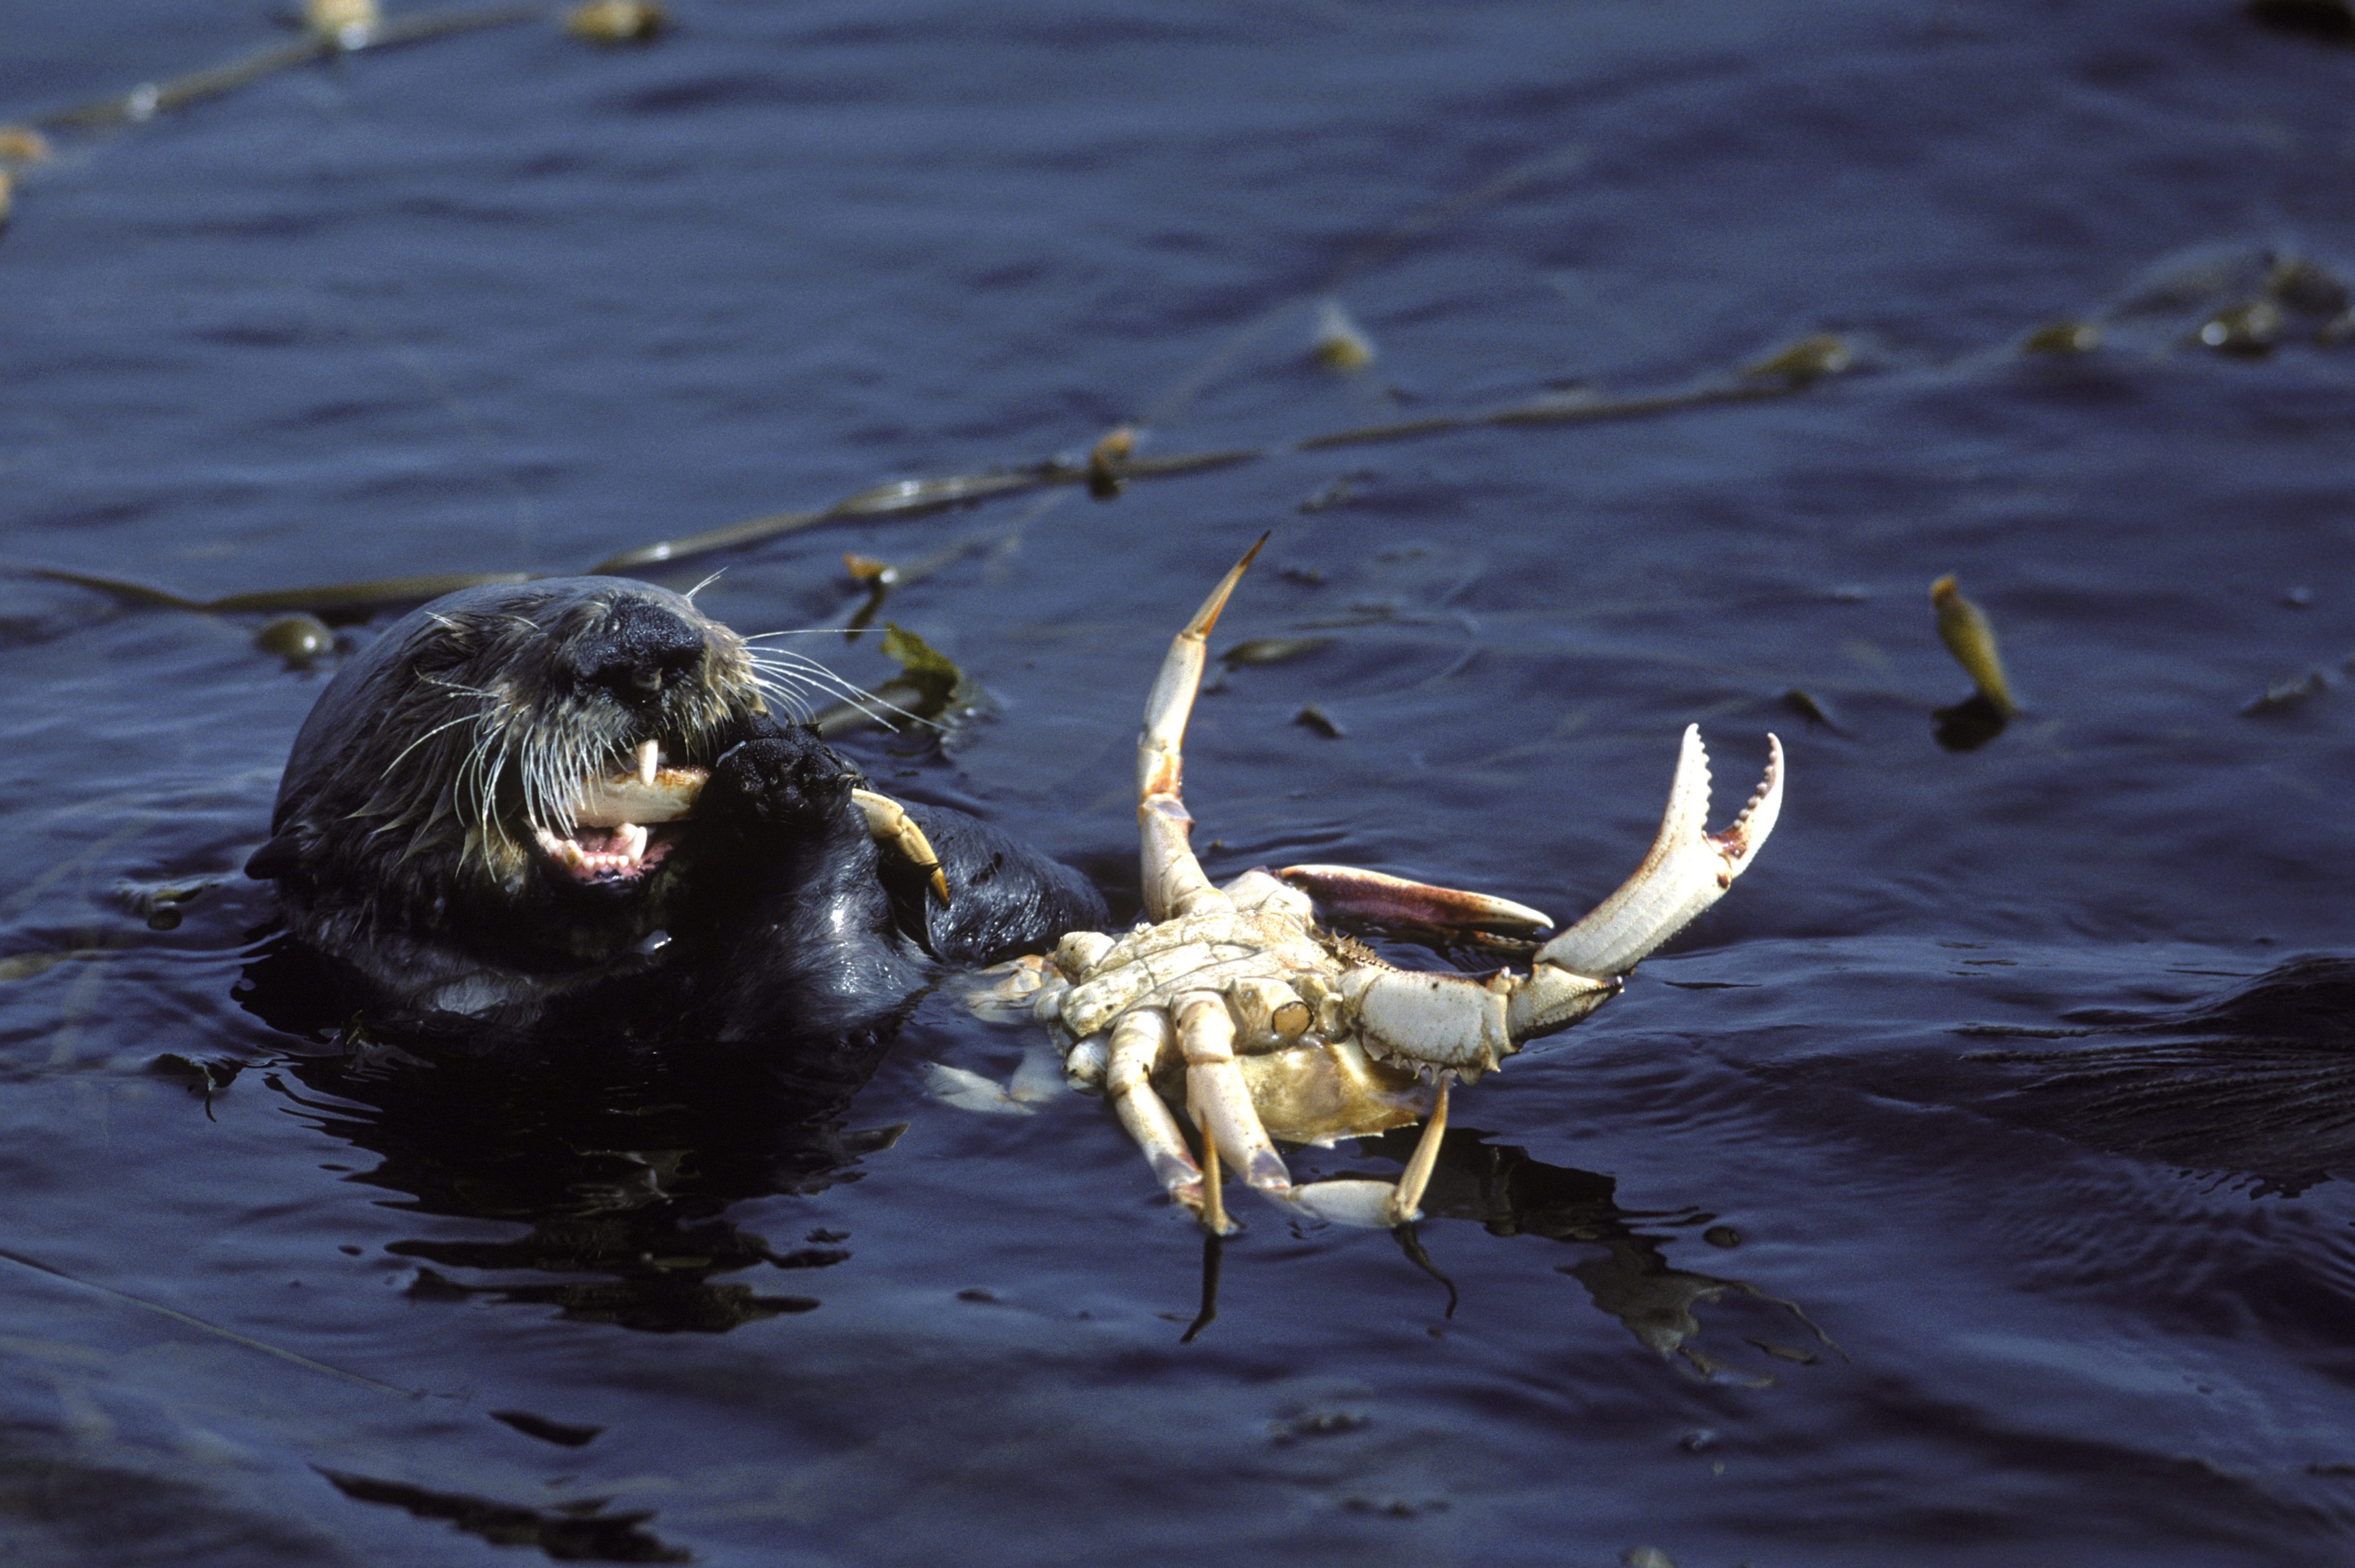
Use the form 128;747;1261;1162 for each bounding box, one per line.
581;596;707;703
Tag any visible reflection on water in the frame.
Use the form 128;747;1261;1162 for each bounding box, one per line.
248;909;1834;1372
1931;691;2009;753
240;934;908;1334
1198;1125;1835;1383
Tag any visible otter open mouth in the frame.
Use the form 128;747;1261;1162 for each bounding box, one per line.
535;740;710;883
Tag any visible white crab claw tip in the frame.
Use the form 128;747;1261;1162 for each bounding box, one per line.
1527;727;1785;984
1708;731;1783;868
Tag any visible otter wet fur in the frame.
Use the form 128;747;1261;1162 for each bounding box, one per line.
246;577;1104;1041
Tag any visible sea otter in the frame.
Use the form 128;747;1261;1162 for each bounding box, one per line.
244;576;1105;1041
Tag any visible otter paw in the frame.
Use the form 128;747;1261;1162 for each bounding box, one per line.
701;732;857;842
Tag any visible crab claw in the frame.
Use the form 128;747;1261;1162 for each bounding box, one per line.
1508;727;1783;1038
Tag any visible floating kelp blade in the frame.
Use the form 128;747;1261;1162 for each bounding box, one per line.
304;0;380;41
2241;670;2329;716
566;1;668;42
1743;333;1853;382
2196;299;2281;356
33;5;543;132
809;624;977;738
24;328;1862;606
1930;574;2017;715
2020;320;2100;356
14;563;537;616
1087;426;1136;499
1220;636;1335;668
875;623;968;717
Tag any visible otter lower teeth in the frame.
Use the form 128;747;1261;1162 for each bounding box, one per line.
533;820;665;882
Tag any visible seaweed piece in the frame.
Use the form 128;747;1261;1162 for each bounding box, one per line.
255;613;334;670
1930;574;2016;715
2195;299;2282;356
1743;333;1852;383
1220;636;1334;667
1086;427;1135;499
2241;670;2328;715
2020;320;2099;356
566;1;668;42
1292;703;1346;738
1310;300;1376;370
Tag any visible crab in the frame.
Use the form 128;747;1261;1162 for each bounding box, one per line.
957;539;1784;1233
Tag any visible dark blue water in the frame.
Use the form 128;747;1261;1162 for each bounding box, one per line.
6;2;2355;1562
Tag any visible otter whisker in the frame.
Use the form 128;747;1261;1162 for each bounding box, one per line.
380;707;489;781
746;653;933;729
744;662;854;715
750;667;932;733
488;734;525;860
745;650;890;698
683;569;726;603
748;672;818;723
416;673;497;699
740;629;848;643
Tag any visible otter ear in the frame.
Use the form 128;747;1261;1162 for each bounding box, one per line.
245;832;304;881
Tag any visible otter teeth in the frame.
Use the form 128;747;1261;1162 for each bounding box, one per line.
534;821;659;881
636;739;658;786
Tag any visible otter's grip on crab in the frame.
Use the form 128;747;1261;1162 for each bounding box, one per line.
955;540;1785;1234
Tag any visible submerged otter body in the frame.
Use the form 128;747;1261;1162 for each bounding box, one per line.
247;576;1104;1041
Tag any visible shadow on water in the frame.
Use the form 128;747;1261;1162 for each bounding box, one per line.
1213;1125;1840;1383
1962;955;2355;1195
234;934;910;1334
1931;692;2010;753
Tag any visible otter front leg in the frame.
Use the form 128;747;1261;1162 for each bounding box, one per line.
682;729;926;1039
879;800;1109;968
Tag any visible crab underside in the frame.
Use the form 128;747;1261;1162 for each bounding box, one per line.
946;540;1783;1233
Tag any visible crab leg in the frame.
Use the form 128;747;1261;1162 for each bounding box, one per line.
1137;536;1266;921
851;788;950;903
1277;864;1554;939
1176;992;1292;1199
1105;1008;1215;1222
1196;1108;1228;1234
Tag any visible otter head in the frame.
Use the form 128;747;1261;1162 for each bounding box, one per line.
251;576;777;984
